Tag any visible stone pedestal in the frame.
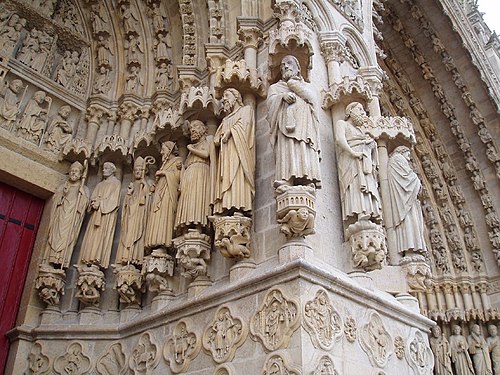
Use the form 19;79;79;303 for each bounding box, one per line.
144;249;175;300
399;255;432;292
75;264;106;307
78;306;102;325
39;305;62;325
35;264;66;307
114;264;143;307
120;305;141;323
278;238;315;264
174;229;212;283
229;259;256;283
187;276;212;299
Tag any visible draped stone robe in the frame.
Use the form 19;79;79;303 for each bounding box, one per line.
213;104;255;214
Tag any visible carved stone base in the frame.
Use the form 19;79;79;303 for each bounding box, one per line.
348;270;374;291
114;264;143;307
275;185;316;239
211;213;252;259
174;229;211;281
75;264;105;307
399;255;432;292
39;305;62;325
346;219;387;271
78;306;102;325
151;292;175;311
278;238;314;264
187;275;212;299
120;305;141;323
229;259;256;283
395;293;420;313
35;264;66;307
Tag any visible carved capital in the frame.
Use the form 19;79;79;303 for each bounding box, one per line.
211;214;252;259
238;26;263;49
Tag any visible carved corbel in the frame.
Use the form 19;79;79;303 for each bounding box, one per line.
211;214;252;259
173;229;211;282
143;249;174;297
275;185;316;240
35;264;66;307
114;264;143;306
75;264;105;307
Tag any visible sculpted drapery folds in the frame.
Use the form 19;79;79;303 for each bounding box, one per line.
79;162;121;269
429;326;453;375
44;105;72;152
468;324;493;375
45;161;89;268
449;325;475;375
335;102;381;226
266;55;321;188
175;120;214;233
116;157;153;266
0;79;23;129
213;88;255;215
487;325;500;374
145;141;182;251
388;146;427;255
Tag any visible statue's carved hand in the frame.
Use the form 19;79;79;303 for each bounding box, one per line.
284;93;296;104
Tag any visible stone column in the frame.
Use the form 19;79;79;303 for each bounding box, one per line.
319;32;347;86
85;105;104;146
118;103;138;140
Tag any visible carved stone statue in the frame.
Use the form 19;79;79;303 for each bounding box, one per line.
175;120;214;233
115;157;153;266
0;78;23;129
266;55;321;188
335;102;381;227
45;162;89;268
125;65;143;92
278;207;315;238
487;325;500;374
468;324;493;375
387;146;427;255
16;90;50;142
145;141;182;251
429;325;453;375
79;162;121;269
44;105;73;152
17;28;40;66
0;14;24;57
213;88;255;215
449;325;475;375
93;66;111;94
155;62;172;90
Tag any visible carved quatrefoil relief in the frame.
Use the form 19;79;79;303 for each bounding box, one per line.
164;319;201;373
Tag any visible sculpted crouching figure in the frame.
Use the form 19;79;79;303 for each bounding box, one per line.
335;102;381;227
266;55;321;188
79;162;121;269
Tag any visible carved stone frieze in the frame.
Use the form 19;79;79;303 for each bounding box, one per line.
26;342;50;375
312;355;339;375
275;185;316;239
53;342;91;375
35;264;66;306
211;214;252;259
75;263;105;306
164;319;201;374
129;332;160;375
202;306;248;363
261;353;300;375
96;342;127;375
360;311;393;368
303;289;342;350
250;288;300;351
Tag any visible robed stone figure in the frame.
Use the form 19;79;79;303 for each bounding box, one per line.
429;326;453;375
387;146;427;255
145;141;182;250
449;325;475;375
335;102;381;226
213;88;255;215
45;161;89;268
79;162;121;269
116;157;151;266
468;324;493;375
266;55;321;188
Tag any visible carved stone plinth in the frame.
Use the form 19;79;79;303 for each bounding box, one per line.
399;255;432;292
275;185;316;239
229;259;256;283
143;249;174;299
346;219;387;271
114;264;143;306
211;214;252;259
75;264;105;307
78;306;102;325
35;264;66;307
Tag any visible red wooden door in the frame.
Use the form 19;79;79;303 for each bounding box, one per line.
0;182;44;374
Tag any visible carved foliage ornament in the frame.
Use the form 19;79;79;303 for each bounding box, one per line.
164;319;201;373
129;332;159;374
53;342;91;375
344;315;357;343
359;312;393;368
96;342;127;375
250;288;300;351
303;289;342;350
202;306;248;363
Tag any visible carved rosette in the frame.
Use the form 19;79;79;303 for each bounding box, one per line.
394;336;405;359
406;330;434;374
97;342;127;375
261;354;300;375
312;355;339;375
202;306;248;363
346;219;387;271
400;255;432;292
114;264;143;306
164;319;201;374
174;230;211;281
129;333;160;374
53;342;91;375
360;311;393;368
26;342;50;375
75;264;105;306
211;214;252;259
143;250;174;296
35;264;66;306
303;289;342;350
344;315;357;343
250;288;300;351
275;185;316;239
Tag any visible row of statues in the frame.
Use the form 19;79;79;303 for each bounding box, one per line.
431;324;499;375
